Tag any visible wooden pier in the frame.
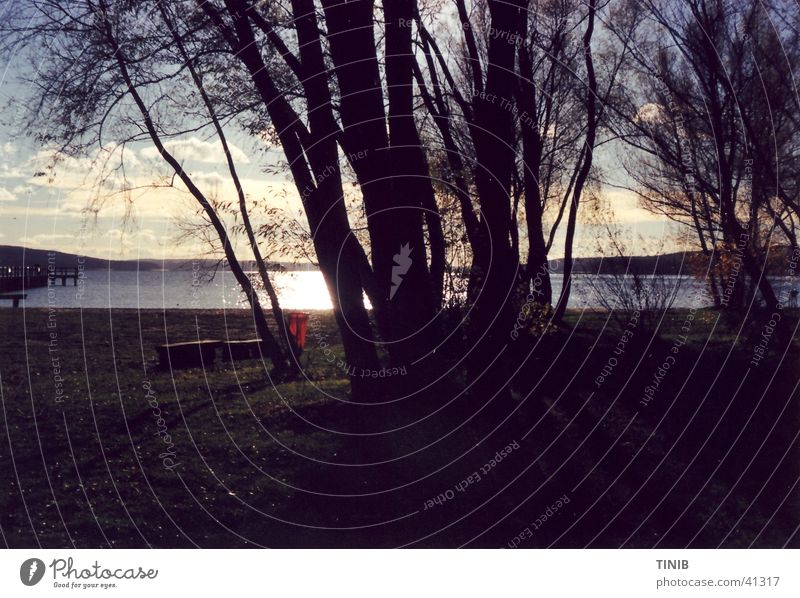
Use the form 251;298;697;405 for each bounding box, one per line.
0;265;79;293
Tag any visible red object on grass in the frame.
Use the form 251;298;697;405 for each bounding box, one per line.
286;311;309;351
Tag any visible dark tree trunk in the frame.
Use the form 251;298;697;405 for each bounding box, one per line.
465;0;528;402
706;251;723;309
384;1;446;309
516;34;552;306
554;0;598;322
219;0;381;400
321;0;437;372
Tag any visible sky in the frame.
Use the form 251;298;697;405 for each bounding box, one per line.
0;123;303;262
0;60;679;265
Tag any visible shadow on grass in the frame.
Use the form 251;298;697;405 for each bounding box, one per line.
0;308;797;547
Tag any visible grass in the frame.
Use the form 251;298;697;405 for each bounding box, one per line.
0;307;798;547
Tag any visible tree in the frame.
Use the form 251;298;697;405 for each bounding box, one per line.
198;0;385;400
3;0;624;404
551;0;598;322
413;0;621;326
609;0;800;325
1;0;293;376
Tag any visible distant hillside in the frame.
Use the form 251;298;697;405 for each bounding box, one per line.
0;246;312;272
0;246;161;271
4;245;794;275
570;251;701;275
161;259;318;272
569;247;795;276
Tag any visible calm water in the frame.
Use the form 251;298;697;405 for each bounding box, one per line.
4;270;729;310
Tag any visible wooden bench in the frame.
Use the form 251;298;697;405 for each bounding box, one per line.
0;293;27;308
221;339;264;362
156;340;222;370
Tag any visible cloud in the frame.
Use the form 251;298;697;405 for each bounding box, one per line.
140;137;251;164
604;189;667;223
19;233;76;245
0;188;16;201
58;197;99;215
0;166;25;179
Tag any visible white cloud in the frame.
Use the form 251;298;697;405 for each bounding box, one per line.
0;206;84;218
19;233;76;245
0;188;16;202
58;198;97;215
0;166;22;179
140;137;251;164
604;189;667;224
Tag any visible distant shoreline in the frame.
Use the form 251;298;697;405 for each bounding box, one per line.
3;243;799;275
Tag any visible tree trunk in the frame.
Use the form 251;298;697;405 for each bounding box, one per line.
464;0;528;403
321;0;437;371
516;37;552;306
554;0;598;322
220;0;381;399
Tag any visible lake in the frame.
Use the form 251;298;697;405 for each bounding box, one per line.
4;269;733;310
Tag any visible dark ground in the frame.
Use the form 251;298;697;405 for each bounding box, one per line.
0;307;797;548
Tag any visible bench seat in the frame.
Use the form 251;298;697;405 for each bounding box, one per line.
221;339;265;361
